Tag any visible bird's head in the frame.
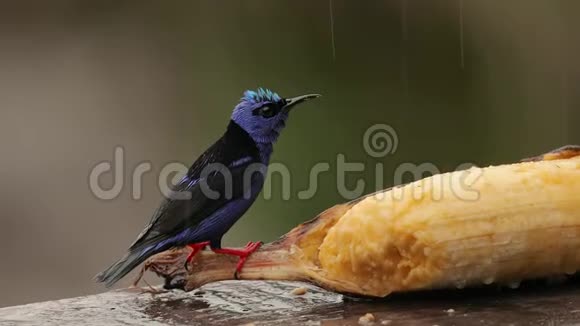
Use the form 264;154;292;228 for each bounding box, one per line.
231;88;320;144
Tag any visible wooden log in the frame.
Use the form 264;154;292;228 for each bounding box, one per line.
3;279;580;325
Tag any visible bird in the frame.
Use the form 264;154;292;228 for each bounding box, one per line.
95;88;320;287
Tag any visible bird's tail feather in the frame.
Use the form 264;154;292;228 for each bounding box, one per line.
95;247;155;287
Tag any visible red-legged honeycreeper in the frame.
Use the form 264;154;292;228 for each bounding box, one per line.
95;88;320;287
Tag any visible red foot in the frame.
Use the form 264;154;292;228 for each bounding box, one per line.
184;241;210;271
212;241;262;279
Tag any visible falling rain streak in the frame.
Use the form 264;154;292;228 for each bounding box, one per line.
401;0;409;96
459;0;465;69
561;70;570;142
329;0;336;61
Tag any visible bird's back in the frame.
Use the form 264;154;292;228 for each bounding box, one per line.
131;120;264;249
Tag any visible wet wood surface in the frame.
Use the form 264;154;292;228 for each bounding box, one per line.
2;279;580;325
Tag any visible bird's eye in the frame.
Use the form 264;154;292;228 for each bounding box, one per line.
259;105;277;118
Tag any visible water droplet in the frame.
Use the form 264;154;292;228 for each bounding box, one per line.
455;280;466;289
483;277;494;285
508;280;520;289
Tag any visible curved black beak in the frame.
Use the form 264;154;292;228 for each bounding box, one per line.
283;94;321;110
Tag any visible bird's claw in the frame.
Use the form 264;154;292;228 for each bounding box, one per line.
233;241;262;279
184;241;210;272
210;241;263;279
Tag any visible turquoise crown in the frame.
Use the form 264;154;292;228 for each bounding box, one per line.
241;88;282;104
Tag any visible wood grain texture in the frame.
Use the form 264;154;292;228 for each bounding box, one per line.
3;279;580;325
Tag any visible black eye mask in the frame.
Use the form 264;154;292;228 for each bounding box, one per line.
252;103;280;118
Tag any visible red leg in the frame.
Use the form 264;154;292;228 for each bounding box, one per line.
212;241;262;279
184;241;210;271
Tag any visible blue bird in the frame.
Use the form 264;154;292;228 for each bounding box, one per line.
96;88;320;287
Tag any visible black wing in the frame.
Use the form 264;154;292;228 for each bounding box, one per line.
129;121;260;250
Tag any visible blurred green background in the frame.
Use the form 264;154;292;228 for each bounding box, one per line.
0;0;578;307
